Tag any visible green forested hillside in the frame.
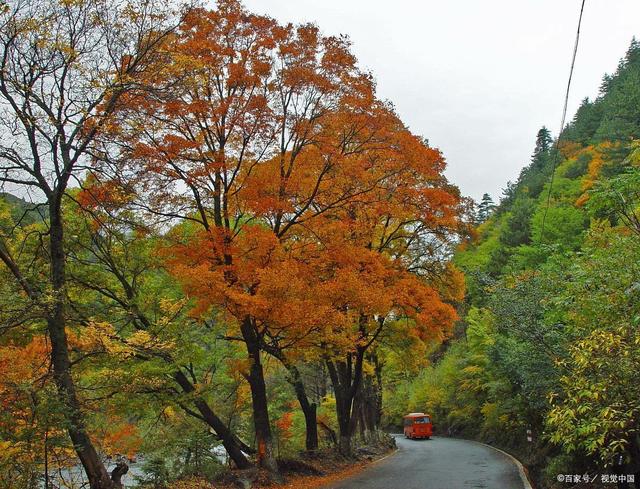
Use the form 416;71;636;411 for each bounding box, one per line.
0;193;47;226
383;40;640;487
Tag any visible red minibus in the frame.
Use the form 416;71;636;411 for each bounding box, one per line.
403;412;433;439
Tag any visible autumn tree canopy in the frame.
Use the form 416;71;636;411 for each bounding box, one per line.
0;0;467;485
90;0;466;474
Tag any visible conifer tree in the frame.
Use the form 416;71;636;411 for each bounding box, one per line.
531;126;552;170
476;193;495;223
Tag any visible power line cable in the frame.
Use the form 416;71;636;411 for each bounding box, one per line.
539;0;586;243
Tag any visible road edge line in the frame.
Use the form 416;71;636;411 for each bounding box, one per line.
470;440;533;489
369;446;399;465
317;444;399;488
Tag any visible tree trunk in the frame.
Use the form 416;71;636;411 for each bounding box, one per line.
240;317;281;480
356;372;381;444
302;401;318;452
318;419;337;446
332;385;353;457
110;462;128;489
338;434;352;457
48;202;119;489
354;390;368;443
325;348;365;458
173;371;253;469
357;353;384;443
261;342;320;451
372;353;384;432
284;363;318;451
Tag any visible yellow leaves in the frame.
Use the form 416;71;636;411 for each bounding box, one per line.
59;0;86;7
104;339;135;358
112;328;175;356
127;330;153;348
461;365;483;375
14;18;43;37
362;360;375;377
227;358;251;379
69;321;175;359
546;320;640;465
575;142;623;205
70;321;116;350
460;365;486;393
480;402;498;422
0;201;11;223
0;441;20;461
157;298;188;327
438;263;466;303
71;322;134;358
163;405;176;418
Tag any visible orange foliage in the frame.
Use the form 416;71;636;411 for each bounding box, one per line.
575;142;617;206
558;140;583;159
88;2;467;466
0;337;50;427
106;0;465;362
275;411;294;440
0;334;144;467
0;337;77;467
95;418;142;459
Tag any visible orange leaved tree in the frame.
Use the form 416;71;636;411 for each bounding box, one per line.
100;0;466;475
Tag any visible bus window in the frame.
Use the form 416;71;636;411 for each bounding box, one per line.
414;416;430;424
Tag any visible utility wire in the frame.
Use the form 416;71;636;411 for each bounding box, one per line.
539;0;586;243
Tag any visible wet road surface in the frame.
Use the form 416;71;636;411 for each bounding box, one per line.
325;436;526;489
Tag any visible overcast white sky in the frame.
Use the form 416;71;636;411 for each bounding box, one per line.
242;0;640;203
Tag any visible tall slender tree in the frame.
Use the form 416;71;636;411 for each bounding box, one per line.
0;1;178;486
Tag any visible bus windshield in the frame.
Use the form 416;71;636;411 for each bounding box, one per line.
413;416;430;424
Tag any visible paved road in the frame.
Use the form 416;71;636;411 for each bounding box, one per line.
325;436;527;489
